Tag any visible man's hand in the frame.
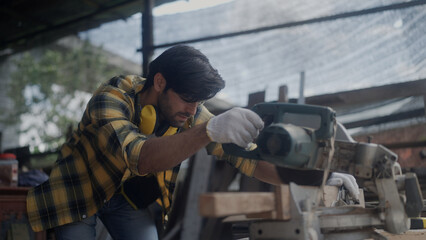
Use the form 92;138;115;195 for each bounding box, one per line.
206;107;264;148
327;172;360;199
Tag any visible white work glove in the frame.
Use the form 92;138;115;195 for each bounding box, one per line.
206;107;264;148
326;172;360;200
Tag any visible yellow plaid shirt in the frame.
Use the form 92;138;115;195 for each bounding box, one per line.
26;75;258;232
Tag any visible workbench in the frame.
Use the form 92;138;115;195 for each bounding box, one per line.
0;187;46;240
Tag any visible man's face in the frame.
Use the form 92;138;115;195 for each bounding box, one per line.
158;89;200;127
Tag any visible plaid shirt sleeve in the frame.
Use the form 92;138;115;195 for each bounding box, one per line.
195;106;258;177
26;75;148;232
88;79;146;176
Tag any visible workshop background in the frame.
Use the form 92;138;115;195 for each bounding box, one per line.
0;0;425;239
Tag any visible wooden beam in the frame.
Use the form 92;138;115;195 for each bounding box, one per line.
305;78;426;108
199;192;275;218
199;185;364;219
246;185;291;220
273;184;290;220
376;229;426;239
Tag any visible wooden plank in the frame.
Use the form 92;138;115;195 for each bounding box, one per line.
274;184;291;220
198;161;239;240
305;78;426;108
376;229;426;240
199;185;364;218
199;192;275;217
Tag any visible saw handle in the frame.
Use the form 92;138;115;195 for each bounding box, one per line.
222;143;262;160
222;103;336;160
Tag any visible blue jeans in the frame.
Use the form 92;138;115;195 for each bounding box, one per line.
54;193;159;240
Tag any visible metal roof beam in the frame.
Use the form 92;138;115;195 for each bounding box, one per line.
305;78;426;108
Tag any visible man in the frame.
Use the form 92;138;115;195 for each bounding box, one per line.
27;45;358;240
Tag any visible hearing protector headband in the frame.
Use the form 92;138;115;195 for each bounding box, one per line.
139;105;179;136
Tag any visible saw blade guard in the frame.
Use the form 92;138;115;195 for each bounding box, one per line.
223;102;336;169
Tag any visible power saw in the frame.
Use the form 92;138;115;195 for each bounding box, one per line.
223;102;424;237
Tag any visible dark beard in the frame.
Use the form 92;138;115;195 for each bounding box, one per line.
158;92;186;128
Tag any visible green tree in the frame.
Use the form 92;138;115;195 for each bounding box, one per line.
3;40;124;151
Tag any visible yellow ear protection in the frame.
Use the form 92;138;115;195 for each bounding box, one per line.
139;105;179;136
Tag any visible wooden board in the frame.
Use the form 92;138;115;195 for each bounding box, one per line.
376;229;426;240
199;185;364;219
199;192;275;217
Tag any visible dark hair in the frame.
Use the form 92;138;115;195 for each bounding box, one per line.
143;45;225;102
